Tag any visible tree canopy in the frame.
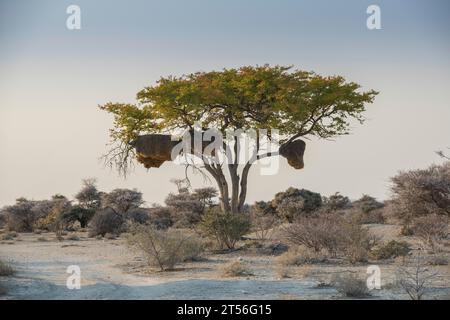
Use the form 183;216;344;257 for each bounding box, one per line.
100;65;378;213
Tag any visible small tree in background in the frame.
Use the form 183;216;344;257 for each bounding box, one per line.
3;198;38;232
272;187;322;222
75;178;101;211
250;201;277;241
101;188;144;215
323;192;351;211
391;162;450;233
396;252;439;300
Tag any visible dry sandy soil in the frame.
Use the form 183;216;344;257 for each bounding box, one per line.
0;224;449;300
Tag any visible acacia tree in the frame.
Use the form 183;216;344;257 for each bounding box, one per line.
100;65;377;214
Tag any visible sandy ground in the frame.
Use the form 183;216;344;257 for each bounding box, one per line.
0;224;449;300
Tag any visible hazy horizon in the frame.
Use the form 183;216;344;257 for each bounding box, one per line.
1;0;450;207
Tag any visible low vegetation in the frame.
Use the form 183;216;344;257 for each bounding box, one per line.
371;240;411;260
127;224;205;271
221;260;253;277
332;273;371;298
200;208;251;250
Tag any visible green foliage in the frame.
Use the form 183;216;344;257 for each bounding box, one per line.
127;224;205;271
272;187;322;222
200;208;251;249
371;240;411;260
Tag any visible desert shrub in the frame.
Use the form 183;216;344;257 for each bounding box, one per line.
371;240;411;260
35;197;72;232
126;207;150;224
272;187;322;222
75;178;101;211
276;247;327;266
221;260;252;277
396;253;438;300
66;234;80;241
148;206;173;229
1;232;18;241
427;255;448;266
333;273;371;298
391;162;450;229
283;215;341;254
283;215;376;263
104;233;117;240
200;208;251;250
323;192;351;211
165;192;204;227
411;214;449;252
250;201;277;241
61;206;95;229
2;198;37;232
352;195;384;214
127;224;205;271
0;260;15;277
101;188;144;215
339;220;378;263
88;208;124;237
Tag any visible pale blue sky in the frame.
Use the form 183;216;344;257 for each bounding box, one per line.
1;0;449;206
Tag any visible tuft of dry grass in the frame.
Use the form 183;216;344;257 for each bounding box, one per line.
221;260;253;277
276;247;327;267
332;273;371;298
66;234;80;241
0;260;15;277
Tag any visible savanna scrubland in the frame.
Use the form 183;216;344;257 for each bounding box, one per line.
0;160;449;300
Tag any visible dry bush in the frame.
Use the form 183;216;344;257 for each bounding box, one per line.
396;253;439;300
276;247;327;266
371;240;411;260
127;224;205;271
339;219;378;263
283;215;377;263
427;254;448;266
0;260;15;277
411;214;449;252
1;232;17;241
200;208;251;250
390;162;450;229
88;208;124;237
332;273;371;298
283;215;341;254
250;201;277;241
66;234;80;241
2;199;37;232
221;260;253;277
272;188;322;222
148;206;173;230
100;188;144;214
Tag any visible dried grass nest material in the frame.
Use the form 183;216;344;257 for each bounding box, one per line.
133;134;305;170
133;134;177;168
133;133;216;168
279;139;306;169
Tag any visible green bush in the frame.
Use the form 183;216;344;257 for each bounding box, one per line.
200;208;251;249
127;224;205;271
371;240;411;260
